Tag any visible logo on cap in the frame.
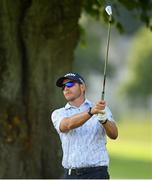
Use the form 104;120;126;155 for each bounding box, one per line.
64;73;76;77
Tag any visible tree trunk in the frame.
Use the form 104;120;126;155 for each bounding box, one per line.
0;0;82;178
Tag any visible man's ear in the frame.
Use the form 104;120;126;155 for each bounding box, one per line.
80;83;86;93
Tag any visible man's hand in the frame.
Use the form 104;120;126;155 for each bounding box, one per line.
97;111;108;124
91;100;106;114
90;100;108;124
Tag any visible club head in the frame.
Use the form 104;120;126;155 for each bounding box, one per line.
105;5;112;16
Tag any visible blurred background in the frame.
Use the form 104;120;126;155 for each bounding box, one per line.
0;0;151;179
74;12;152;179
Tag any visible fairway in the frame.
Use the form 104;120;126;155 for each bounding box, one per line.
107;119;152;179
109;155;152;179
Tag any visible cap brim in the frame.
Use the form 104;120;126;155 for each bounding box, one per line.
56;77;67;87
56;77;76;87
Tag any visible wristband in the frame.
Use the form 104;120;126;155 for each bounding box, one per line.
88;107;93;117
101;119;108;124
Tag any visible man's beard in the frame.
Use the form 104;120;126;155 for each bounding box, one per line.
65;91;82;102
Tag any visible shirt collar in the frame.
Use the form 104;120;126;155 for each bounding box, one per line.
65;98;92;109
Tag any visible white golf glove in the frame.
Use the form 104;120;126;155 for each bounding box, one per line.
97;109;108;124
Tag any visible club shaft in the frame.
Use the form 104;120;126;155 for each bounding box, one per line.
101;16;112;100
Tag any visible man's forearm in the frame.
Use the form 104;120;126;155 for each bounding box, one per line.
102;120;118;139
60;111;91;132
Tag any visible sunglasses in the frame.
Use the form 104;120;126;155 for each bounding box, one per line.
62;81;75;90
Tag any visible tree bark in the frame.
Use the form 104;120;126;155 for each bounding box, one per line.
0;0;82;178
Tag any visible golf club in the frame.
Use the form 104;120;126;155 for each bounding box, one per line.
101;5;112;100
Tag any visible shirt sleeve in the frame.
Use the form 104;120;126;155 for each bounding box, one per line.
51;108;67;133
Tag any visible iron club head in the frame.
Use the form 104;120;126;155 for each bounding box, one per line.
105;5;112;16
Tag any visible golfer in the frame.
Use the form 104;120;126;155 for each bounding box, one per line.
51;72;118;179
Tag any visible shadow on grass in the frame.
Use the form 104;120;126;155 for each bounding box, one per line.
109;155;152;179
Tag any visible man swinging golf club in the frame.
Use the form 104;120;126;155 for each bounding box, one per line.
51;6;118;179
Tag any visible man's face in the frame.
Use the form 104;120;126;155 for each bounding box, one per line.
62;79;85;102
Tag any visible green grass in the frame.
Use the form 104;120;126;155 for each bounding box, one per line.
109;155;152;179
107;118;152;179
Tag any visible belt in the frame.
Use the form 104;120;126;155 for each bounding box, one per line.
66;166;107;176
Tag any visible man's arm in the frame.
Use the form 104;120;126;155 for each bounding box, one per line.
60;100;118;139
91;100;118;140
59;100;106;133
102;120;118;139
59;111;91;132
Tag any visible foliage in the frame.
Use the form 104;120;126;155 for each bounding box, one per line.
74;0;152;88
83;0;152;32
120;28;152;101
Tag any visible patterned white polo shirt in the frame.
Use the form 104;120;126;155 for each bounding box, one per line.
51;99;114;169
